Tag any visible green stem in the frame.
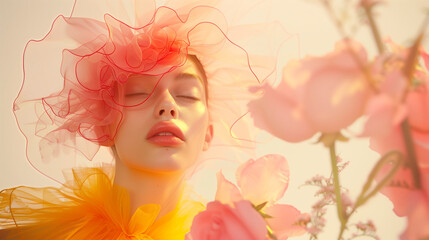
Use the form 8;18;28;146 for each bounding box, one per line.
363;0;422;189
338;227;346;240
400;119;421;189
322;2;379;92
329;142;346;240
363;6;384;54
397;16;428;190
362;0;422;189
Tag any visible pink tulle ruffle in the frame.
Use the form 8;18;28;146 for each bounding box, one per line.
14;0;291;182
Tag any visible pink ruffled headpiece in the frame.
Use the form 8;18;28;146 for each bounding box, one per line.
14;0;291;183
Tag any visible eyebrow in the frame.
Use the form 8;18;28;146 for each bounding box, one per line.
175;72;203;83
175;69;209;102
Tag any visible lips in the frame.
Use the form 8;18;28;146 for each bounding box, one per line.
146;121;185;146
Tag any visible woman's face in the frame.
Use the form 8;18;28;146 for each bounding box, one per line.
113;58;213;173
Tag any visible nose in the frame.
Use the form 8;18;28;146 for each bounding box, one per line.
154;92;179;120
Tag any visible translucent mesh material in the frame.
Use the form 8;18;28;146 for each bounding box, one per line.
13;0;291;182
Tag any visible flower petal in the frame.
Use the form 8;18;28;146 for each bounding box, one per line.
407;80;429;132
300;40;370;132
264;204;307;239
232;200;268;239
189;201;267;240
361;94;404;137
248;84;316;142
422;50;429;72
237;154;289;205
400;195;429;240
215;171;243;205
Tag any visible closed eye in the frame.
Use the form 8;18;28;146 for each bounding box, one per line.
177;95;200;101
125;92;150;97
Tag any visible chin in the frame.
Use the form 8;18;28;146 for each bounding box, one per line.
141;154;192;174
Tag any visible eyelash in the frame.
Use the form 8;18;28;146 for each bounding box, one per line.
177;95;200;101
125;93;200;102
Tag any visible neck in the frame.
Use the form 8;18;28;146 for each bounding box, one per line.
113;159;185;219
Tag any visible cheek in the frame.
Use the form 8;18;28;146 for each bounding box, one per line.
114;109;150;153
118;110;148;137
183;106;210;142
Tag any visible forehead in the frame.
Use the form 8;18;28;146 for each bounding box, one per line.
126;56;207;88
173;58;204;82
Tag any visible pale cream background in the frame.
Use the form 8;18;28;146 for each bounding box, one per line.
1;0;428;239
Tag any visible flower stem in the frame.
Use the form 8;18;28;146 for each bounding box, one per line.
400;119;421;189
363;6;384;54
397;16;428;189
321;1;379;92
328;142;346;240
362;0;422;189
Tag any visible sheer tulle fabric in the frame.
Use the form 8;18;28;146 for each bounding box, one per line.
13;0;290;183
0;168;204;239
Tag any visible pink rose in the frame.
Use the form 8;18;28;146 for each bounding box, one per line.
215;155;307;240
248;39;371;142
215;155;290;206
369;48;429;168
361;40;429;137
189;200;268;240
370;48;429;240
